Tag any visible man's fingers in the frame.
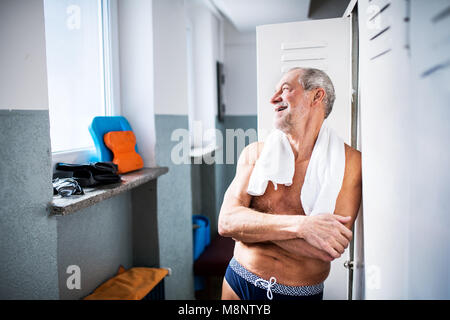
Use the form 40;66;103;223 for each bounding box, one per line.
333;217;353;240
323;243;340;259
333;237;346;253
341;225;353;240
334;214;351;223
335;233;350;249
319;252;334;262
337;224;353;241
310;242;335;262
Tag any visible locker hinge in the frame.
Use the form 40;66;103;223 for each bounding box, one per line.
344;260;354;270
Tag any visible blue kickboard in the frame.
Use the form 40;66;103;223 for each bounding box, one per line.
89;116;139;162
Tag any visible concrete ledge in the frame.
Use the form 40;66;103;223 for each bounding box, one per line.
50;167;168;216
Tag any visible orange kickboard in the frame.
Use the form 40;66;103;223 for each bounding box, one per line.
104;130;144;174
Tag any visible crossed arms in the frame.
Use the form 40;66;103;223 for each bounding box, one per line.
218;142;362;262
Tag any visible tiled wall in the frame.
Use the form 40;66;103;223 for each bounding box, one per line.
56;192;134;300
154;114;256;299
155;114;195;299
0;110;58;299
0;109;162;300
215;115;258;218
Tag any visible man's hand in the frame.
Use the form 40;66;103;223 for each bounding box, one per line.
297;214;353;259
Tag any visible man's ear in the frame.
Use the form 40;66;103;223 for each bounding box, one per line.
312;88;326;105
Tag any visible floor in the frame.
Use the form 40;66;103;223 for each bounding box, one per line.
195;276;223;300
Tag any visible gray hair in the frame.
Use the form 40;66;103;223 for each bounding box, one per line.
289;67;336;119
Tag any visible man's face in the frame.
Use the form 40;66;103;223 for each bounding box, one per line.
270;69;308;132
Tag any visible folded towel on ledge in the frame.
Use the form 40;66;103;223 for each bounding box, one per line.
247;121;345;216
84;267;168;300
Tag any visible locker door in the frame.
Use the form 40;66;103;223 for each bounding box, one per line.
408;0;450;299
357;0;412;299
256;17;352;300
358;0;450;299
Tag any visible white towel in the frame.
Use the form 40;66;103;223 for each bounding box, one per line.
247;129;295;195
247;121;345;216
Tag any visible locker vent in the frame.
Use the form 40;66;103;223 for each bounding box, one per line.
280;41;329;72
420;3;450;78
366;1;393;61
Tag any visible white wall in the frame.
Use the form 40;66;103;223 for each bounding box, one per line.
111;0;191;166
117;0;156;166
186;0;222;147
153;0;189;116
0;0;49;110
223;20;257;116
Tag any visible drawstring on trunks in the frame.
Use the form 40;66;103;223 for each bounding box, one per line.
254;276;277;300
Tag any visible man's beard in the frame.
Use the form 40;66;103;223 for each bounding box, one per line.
274;111;293;132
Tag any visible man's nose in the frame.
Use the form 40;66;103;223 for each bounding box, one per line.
270;92;282;105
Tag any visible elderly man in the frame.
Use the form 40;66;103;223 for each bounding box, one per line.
218;68;362;300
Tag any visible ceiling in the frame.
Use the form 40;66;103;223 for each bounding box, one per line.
210;0;311;32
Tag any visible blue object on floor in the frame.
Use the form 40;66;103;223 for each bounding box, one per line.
193;215;210;261
193;215;210;292
194;275;205;291
89;116;139;162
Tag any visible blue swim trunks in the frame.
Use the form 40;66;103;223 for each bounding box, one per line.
225;257;324;300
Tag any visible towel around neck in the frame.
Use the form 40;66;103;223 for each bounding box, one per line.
247;121;345;216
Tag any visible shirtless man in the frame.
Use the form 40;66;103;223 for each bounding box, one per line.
218;68;362;300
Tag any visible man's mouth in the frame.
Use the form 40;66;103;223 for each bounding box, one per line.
275;103;288;112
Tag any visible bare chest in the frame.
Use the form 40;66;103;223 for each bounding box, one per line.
249;162;308;215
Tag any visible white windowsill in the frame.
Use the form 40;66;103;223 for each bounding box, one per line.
189;144;220;158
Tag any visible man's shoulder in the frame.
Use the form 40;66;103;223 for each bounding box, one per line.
343;143;362;182
344;143;361;164
238;141;265;166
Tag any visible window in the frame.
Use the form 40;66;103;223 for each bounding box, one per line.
44;0;116;157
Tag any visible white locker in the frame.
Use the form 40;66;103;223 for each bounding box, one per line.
358;0;412;299
408;0;450;299
358;0;450;299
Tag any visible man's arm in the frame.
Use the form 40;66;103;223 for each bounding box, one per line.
271;145;362;259
333;145;362;229
218;142;301;243
272;238;335;262
218;142;353;259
